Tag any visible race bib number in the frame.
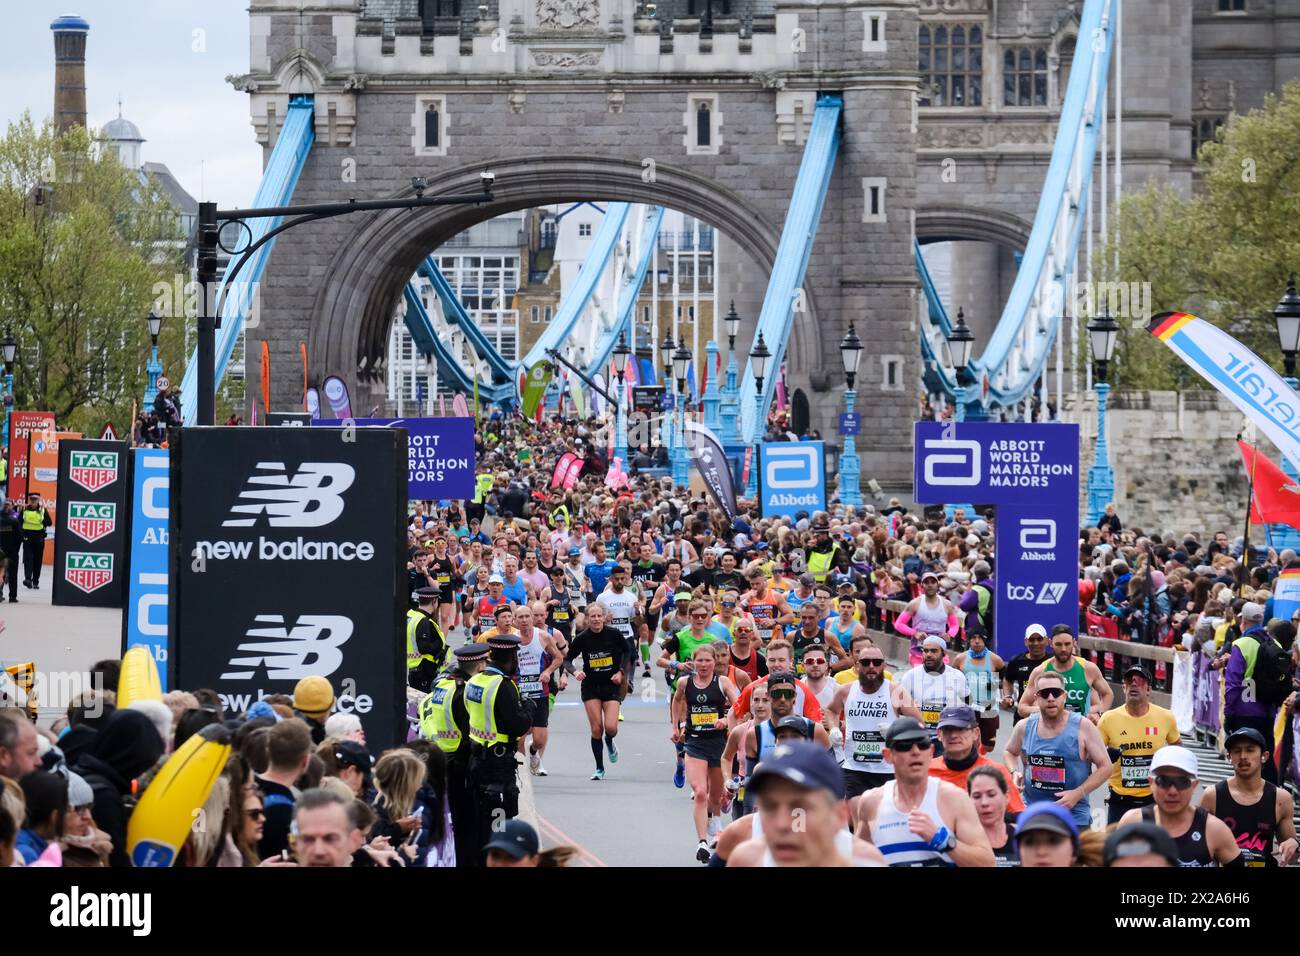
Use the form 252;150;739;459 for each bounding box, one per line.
1027;753;1066;793
1119;753;1152;789
519;680;543;696
436;574;451;584
589;654;614;669
921;706;943;728
553;610;569;621
851;730;884;763
690;711;719;727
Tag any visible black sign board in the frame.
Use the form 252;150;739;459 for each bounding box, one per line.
632;385;665;411
170;427;407;751
267;412;311;427
52;439;128;608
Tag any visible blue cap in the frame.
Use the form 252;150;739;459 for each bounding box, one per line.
246;700;281;722
1014;803;1080;848
749;740;844;799
482;819;539;860
568;547;582;556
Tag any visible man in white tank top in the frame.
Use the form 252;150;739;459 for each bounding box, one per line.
855;717;995;867
727;742;886;867
826;647;921;798
514;604;562;776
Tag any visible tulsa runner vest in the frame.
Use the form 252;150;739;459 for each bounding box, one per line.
844;680;897;774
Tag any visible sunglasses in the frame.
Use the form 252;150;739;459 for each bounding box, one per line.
769;688;796;700
245;808;266;820
691;613;710;620
857;657;885;666
803;658;827;666
890;739;932;753
1152;774;1195;791
1037;687;1064;699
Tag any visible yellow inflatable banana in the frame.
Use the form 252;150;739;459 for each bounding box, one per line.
128;724;232;867
117;646;163;709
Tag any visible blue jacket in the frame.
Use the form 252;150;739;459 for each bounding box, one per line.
17;828;49;865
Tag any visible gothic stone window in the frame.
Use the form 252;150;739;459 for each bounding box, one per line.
1192;115;1225;158
1003;47;1048;106
919;24;983;107
1217;0;1245;12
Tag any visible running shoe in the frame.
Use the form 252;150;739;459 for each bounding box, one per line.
695;840;711;864
591;768;605;781
673;761;685;789
618;709;625;722
607;739;619;763
642;666;651;678
528;750;541;773
719;790;733;815
534;764;548;777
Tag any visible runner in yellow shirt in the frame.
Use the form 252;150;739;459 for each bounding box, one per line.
1097;665;1180;824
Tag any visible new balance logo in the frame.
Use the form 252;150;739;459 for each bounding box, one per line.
220;614;353;679
222;462;354;528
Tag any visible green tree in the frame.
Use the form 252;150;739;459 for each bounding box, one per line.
1095;80;1300;390
0;113;187;434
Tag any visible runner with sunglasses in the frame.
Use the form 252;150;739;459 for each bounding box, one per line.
826;646;919;798
1003;670;1112;830
728;620;768;684
1117;746;1242;867
855;716;994;867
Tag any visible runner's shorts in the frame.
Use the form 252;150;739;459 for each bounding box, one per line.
684;733;727;768
581;680;621;703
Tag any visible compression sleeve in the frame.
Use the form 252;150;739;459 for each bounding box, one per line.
946;613;959;637
894;611;916;636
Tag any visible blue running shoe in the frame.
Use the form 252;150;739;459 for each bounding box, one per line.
673;761;685;789
607;740;619;763
591;768;605;781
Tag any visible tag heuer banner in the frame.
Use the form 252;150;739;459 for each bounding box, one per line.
53;440;128;608
170;426;407;752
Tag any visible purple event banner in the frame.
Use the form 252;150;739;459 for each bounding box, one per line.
914;421;1080;658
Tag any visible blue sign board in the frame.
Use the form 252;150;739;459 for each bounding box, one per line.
123;448;170;688
314;417;475;499
913;422;1079;657
660;393;675;410
760;440;827;519
838;412;860;436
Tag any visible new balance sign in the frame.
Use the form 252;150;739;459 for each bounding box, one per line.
172;427;406;752
67;502;117;543
65;553;113;594
68;451;120;493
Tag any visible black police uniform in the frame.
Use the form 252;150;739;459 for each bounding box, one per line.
20;502;51;588
0;504;21;601
408;588;449;693
441;644;489;868
469;637;535;858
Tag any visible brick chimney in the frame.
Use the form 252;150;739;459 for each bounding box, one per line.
51;15;90;134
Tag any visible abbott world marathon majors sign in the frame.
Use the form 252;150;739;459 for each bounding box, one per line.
314;417;475;500
169;427;407;751
913;422;1079;657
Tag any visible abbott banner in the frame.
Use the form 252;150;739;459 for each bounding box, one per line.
759;440;826;518
52;440;128;609
170;427;407;751
314;417;475;500
122;448;170;686
914;421;1079;657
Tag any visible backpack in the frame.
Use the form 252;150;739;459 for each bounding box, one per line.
1250;636;1294;707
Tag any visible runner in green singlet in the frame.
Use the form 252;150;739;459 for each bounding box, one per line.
1017;624;1113;724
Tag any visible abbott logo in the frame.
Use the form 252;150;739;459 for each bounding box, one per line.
765;446;819;489
223;462;354;528
1019;518;1056;550
922;439;981;486
220;614;353;679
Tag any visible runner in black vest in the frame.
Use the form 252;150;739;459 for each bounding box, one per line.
1200;726;1299;867
1117;746;1242;867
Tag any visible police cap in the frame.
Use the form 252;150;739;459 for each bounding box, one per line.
454;644;489;662
486;634;521;651
415;586;441;602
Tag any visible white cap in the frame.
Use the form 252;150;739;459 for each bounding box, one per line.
1149;745;1199;778
1025;623;1048;639
921;634;948;650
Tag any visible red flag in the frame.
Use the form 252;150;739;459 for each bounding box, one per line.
1237;440;1300;528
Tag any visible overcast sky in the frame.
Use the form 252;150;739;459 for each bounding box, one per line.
3;1;262;206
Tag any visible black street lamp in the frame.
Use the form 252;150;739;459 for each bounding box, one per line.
147;309;162;347
839;323;863;390
612;330;631;384
749;332;771;394
1273;274;1300;380
1087;306;1121;384
724;301;741;353
945;307;975;382
2;332;15;371
673;341;691;395
661;332;675;385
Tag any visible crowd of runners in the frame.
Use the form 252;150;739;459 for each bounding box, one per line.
2;413;1298;867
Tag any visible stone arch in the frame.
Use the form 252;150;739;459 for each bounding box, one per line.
308;155;826;396
915;206;1032;250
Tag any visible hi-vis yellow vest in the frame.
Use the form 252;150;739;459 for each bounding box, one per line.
807;548;834;583
473;474;493;504
406;610;440;670
419;676;462;753
465;670;510;745
21;508;45;533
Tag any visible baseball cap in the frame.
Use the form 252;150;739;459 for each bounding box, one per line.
293;676;334;716
1024;623;1048;640
488;573;505;584
798;572;816;587
748;741;845;800
1241;601;1265;621
1015;803;1080;848
333;740;374;777
1149;745;1198;777
674;591;694;605
1103;822;1180;866
936;705;978;730
568;547;582;556
883;716;931;746
482;819;540;860
921;634;948;650
1224;727;1268;751
774;715;812;738
921;571;939;582
1169;550;1190;565
767;671;798;690
245;700;282;723
1122;664;1151;682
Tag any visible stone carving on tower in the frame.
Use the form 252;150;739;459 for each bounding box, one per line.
536;0;600;29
